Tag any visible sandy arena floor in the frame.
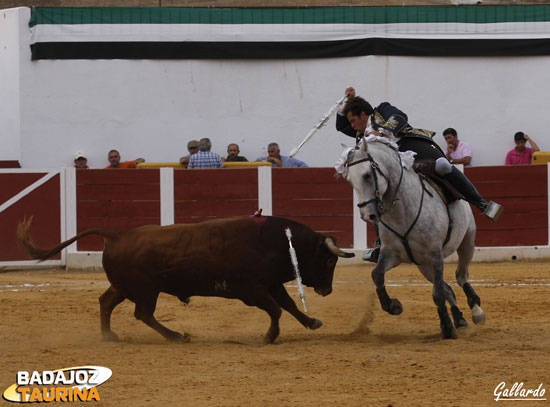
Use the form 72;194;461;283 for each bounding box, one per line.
1;261;549;407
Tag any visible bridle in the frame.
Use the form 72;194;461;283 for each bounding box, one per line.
346;145;404;217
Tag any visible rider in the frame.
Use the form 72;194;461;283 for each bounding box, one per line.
336;87;503;262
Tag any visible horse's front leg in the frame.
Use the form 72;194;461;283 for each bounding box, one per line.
432;258;457;340
371;257;403;315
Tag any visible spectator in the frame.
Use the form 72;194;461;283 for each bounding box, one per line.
179;140;199;166
505;132;540;165
443;128;473;166
74;151;89;169
224;143;248;162
105;149;145;169
256;142;308;168
188;138;223;169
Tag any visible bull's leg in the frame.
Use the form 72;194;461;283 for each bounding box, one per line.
133;291;190;342
456;228;486;325
371;256;403;315
428;258;457;340
248;288;283;344
270;284;322;330
99;285;126;342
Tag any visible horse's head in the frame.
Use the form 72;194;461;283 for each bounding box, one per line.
343;138;401;224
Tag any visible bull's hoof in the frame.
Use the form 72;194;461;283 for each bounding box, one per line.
101;331;120;342
263;334;276;344
167;331;191;342
308;319;323;330
388;299;403;315
441;325;458;340
263;327;279;344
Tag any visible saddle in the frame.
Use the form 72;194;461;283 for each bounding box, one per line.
412;159;462;205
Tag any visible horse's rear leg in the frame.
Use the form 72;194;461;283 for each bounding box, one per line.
456;228;486;325
371;257;403;315
99;285;126;342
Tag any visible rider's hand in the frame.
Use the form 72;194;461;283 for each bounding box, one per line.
345;87;356;99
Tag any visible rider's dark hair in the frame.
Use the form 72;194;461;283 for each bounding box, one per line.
442;128;457;137
343;96;374;118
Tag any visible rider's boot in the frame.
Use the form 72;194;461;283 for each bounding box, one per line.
363;224;381;263
363;239;380;263
443;166;504;222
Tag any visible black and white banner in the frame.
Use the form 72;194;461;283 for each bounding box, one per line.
29;6;550;60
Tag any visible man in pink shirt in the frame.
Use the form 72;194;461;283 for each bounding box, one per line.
443;128;473;166
505;132;540;165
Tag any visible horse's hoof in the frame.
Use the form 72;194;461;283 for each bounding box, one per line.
389;299;403;315
441;326;458;340
472;304;486;325
455;318;468;328
308;318;323;330
101;331;120;342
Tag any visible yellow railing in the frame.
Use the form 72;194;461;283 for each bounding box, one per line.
532;152;550;165
137;161;272;169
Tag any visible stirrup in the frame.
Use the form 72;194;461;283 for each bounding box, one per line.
483;201;504;222
362;247;380;263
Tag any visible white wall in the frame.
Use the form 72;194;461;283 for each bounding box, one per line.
0;7;25;162
3;7;549;168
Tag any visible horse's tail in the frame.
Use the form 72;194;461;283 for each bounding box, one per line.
17;216;120;261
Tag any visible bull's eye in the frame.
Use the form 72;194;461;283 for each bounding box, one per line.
362;173;371;181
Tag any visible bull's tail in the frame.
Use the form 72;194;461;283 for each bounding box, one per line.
16;216;119;261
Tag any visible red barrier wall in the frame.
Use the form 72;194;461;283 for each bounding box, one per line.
76;169;161;250
466;165;548;246
174;168;259;223
272;168;354;248
1;165;546;262
0;173;61;261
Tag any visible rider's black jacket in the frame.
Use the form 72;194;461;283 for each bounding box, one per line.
336;102;444;159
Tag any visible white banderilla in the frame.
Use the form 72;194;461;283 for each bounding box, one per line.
284;227;307;313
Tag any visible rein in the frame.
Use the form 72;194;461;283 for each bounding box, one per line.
346;143;425;265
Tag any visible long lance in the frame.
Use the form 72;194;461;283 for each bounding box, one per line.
289;95;347;158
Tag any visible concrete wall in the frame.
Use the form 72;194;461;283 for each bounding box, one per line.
0;7;24;162
2;7;549;169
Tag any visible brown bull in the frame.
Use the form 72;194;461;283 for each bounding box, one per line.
17;215;354;343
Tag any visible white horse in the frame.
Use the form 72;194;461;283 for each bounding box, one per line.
342;137;485;339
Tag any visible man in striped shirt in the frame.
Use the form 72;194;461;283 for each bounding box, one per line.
188;138;223;169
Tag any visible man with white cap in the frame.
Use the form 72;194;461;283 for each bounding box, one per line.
74;152;88;169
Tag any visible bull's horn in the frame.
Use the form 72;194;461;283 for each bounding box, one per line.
325;237;355;258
